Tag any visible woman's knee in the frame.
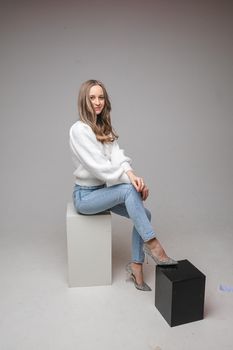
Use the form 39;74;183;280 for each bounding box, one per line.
113;183;135;197
115;183;134;191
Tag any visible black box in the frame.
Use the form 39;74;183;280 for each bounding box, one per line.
155;259;206;327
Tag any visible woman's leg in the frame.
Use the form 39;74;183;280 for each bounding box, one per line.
73;183;174;265
74;183;157;243
110;203;152;264
110;203;152;286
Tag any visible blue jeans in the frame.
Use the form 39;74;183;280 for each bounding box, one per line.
72;183;157;263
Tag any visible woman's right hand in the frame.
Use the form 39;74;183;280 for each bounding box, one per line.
126;170;145;192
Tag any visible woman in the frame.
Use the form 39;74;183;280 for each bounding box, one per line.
69;79;177;292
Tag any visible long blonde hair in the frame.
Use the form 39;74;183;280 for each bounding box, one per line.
78;79;118;143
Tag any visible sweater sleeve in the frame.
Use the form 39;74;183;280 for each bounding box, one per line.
111;140;133;173
70;122;131;185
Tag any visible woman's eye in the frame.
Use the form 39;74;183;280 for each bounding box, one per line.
89;95;104;101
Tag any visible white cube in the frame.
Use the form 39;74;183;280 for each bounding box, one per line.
66;203;112;287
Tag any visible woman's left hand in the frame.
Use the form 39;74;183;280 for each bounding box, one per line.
126;170;144;192
141;185;149;201
126;170;149;200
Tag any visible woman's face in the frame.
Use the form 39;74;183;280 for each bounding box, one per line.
89;85;105;115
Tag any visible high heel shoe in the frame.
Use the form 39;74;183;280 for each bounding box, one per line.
143;244;178;266
125;263;152;291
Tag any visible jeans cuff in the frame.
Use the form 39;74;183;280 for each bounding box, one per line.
131;259;144;264
144;233;157;242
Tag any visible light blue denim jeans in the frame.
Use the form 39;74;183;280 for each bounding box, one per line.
72;183;157;263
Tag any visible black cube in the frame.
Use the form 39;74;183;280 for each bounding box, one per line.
155;259;206;327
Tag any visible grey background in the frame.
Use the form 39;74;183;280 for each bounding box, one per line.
1;0;233;242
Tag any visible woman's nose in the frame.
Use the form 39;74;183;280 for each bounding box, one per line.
95;98;100;105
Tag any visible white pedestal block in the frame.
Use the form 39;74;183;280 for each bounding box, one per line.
66;203;112;287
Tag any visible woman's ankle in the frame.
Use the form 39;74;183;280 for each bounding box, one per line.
130;262;144;284
131;262;143;270
146;238;168;259
146;238;158;248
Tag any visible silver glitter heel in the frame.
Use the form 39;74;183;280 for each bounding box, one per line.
125;263;152;291
143;244;178;266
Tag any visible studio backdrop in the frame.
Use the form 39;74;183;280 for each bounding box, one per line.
1;0;232;247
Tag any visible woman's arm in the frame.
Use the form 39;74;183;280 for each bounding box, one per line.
126;170;149;201
111;140;132;173
70;122;131;185
111;141;149;199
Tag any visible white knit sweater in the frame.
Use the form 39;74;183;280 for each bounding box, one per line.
69;120;133;186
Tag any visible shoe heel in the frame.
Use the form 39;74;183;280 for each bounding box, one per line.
125;271;132;282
